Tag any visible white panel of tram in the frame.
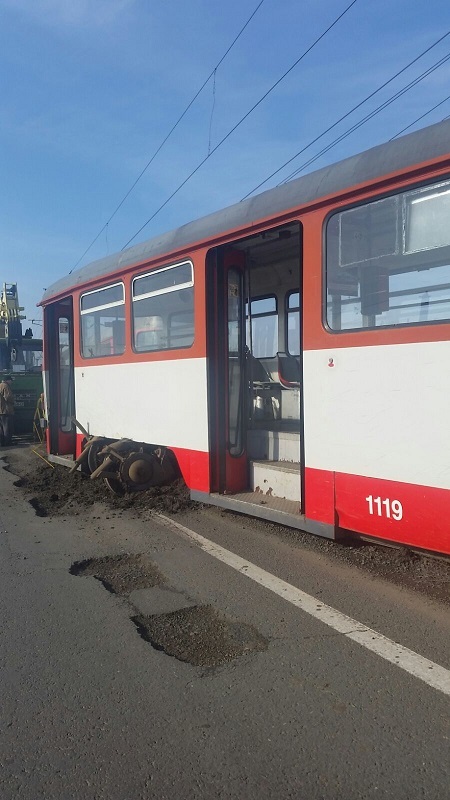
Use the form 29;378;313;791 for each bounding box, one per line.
74;357;209;452
303;340;450;490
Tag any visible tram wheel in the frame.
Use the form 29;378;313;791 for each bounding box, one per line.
103;476;126;496
119;451;162;492
87;437;109;474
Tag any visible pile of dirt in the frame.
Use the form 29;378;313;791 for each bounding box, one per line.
6;444;198;517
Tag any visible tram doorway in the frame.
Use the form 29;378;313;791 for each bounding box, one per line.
43;297;76;456
206;221;303;513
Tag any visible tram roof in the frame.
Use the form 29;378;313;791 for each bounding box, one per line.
42;118;450;304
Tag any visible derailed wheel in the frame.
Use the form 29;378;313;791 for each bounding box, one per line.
104;475;126;495
87;437;109;474
119;451;163;492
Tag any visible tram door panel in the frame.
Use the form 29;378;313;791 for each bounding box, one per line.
44;299;76;456
207;249;248;494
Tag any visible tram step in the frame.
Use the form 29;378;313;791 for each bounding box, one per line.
250;460;301;502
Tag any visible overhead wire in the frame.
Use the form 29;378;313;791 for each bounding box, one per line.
277;50;450;184
389;95;450;139
121;0;359;250
208;69;217;155
69;0;266;273
240;29;450;198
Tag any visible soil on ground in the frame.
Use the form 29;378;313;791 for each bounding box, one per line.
4;442;450;606
6;442;197;517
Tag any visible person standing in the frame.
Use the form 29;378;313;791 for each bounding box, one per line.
0;375;15;446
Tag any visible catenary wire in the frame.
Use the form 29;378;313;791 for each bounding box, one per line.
278;50;450;184
121;0;359;250
69;0;266;273
240;29;450;198
389;95;450;139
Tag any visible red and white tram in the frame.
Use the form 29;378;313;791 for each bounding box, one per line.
41;119;450;556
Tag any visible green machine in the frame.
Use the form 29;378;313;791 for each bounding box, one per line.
0;283;43;436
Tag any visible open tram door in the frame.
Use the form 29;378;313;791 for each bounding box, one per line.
206;223;308;527
43;297;76;457
207;248;248;494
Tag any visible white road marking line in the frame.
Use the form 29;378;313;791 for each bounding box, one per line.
156;513;450;697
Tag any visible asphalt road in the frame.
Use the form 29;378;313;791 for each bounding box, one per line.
0;456;449;799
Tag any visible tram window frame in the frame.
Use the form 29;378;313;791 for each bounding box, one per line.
325;177;450;332
132;260;194;353
246;294;278;358
286;290;300;356
80;282;125;359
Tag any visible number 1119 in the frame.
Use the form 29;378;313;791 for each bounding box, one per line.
366;495;403;521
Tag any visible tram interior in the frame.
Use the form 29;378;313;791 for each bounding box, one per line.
230;221;302;467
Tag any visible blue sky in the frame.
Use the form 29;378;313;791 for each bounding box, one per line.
1;0;450;327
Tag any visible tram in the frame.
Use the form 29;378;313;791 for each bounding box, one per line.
40;119;450;556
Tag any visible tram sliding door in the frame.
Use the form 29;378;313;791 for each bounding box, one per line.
43;298;76;456
207;248;248;494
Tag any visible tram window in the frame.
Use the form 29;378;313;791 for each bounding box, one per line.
326;179;450;330
58;316;74;432
168;311;194;348
246;295;278;357
80;283;125;358
132;260;194;352
287;291;300;355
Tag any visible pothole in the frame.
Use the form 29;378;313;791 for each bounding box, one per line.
132;605;268;667
70;553;164;595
